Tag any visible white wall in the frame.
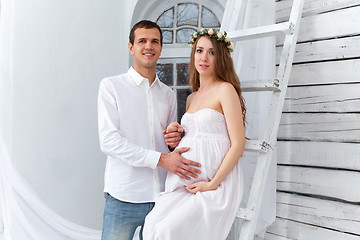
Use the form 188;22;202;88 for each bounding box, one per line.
0;0;13;154
0;0;15;234
2;0;137;229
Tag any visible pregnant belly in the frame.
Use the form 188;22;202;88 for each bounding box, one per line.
164;136;229;192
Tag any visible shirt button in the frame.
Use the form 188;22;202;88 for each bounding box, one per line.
150;122;152;126
149;105;152;109
154;175;157;180
152;140;154;143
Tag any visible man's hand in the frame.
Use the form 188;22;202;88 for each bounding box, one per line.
158;147;201;181
163;122;184;150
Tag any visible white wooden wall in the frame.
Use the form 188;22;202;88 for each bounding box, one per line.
265;0;360;239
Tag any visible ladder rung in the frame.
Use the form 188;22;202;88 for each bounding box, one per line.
237;207;254;221
228;21;294;41
241;79;280;92
254;236;265;240
245;140;271;153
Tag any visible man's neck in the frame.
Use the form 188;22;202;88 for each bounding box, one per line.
133;65;156;86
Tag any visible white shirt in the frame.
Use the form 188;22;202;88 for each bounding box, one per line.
98;67;177;203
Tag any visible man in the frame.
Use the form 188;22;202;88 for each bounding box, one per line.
98;20;201;240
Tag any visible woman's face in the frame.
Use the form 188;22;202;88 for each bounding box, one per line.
194;36;216;77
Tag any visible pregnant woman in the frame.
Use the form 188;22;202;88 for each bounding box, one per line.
143;28;246;240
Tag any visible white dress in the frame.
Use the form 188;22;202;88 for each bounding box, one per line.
143;108;243;240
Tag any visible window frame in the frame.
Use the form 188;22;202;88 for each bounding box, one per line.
153;1;224;120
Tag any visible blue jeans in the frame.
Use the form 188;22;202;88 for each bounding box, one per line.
101;193;155;240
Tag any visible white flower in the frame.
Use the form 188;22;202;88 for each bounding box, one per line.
217;32;223;39
225;37;230;43
208;28;215;35
193;32;198;38
189;44;193;48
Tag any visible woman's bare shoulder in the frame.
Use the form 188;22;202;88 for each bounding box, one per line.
186;91;196;110
217;82;237;95
187;91;197;102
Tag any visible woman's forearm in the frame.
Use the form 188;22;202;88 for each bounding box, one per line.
209;143;244;188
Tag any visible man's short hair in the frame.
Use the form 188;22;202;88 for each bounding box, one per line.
129;20;163;46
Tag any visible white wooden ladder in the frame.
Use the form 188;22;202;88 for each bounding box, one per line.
221;0;305;239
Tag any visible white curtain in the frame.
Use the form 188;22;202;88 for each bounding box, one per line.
0;1;101;240
222;0;277;237
0;139;101;240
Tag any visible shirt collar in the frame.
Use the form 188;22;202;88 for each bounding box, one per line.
128;67;161;87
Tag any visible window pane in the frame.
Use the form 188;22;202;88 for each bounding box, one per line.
176;63;189;86
177;89;192;122
201;7;220;28
176;28;196;43
162;30;173;44
177;3;198;27
157;7;174;28
156;64;173;86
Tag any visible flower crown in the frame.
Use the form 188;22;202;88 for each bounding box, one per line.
188;28;234;53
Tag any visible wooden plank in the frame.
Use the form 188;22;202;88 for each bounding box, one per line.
277;166;360;202
263;232;293;240
229;22;293;41
276;36;360;64
276;192;360;235
285;59;360;86
278;113;360;142
276;0;360;22
267;217;360;240
277;141;360;171
245;139;269;153
241;79;280;92
283;83;360;113
277;6;360;44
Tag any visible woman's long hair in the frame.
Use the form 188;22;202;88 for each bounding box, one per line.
188;36;246;125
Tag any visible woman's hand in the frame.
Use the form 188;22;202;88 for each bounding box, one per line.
185;181;218;194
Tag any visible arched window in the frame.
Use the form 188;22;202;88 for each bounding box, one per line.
155;3;221;121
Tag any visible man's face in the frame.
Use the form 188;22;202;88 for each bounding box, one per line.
128;28;162;70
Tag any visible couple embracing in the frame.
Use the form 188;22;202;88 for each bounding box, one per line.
98;20;246;240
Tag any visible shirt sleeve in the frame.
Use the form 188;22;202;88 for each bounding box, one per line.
97;79;160;169
167;89;177;125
